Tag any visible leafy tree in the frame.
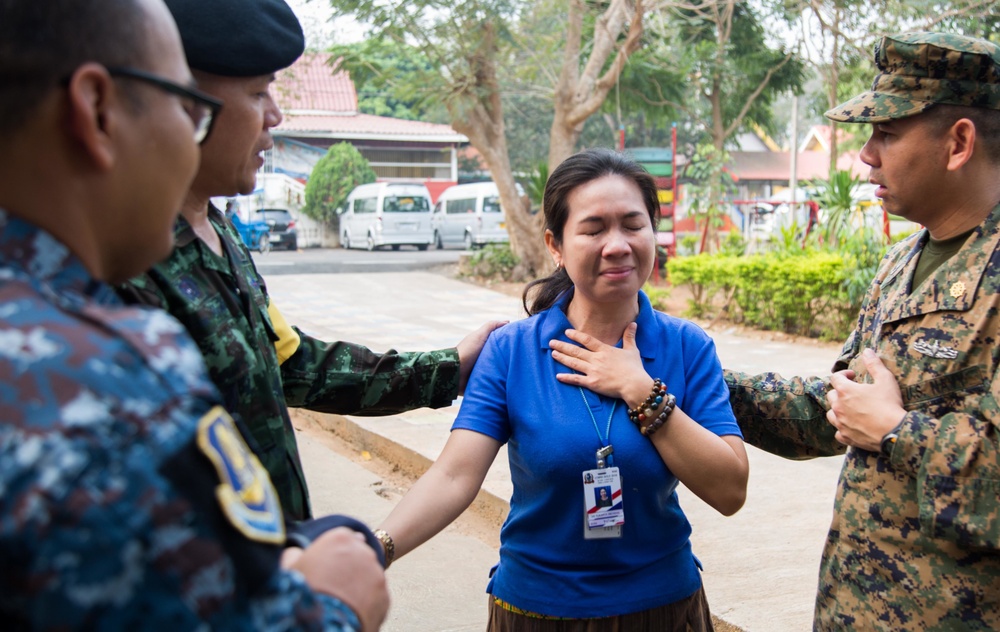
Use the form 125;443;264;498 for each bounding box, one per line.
796;0;999;168
628;1;804;251
545;0;647;166
303;143;376;232
684;143;737;253
328;0;658;275
331;39;448;122
677;1;805;151
329;1;551;272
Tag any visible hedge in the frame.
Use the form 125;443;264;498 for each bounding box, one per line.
667;251;856;340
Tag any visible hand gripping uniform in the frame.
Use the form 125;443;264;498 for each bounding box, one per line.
726;204;1000;631
0;210;361;630
117;205;460;520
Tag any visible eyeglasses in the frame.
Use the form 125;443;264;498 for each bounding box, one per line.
106;66;223;144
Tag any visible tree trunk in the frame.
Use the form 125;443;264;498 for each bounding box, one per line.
548;0;645;170
447;21;549;277
827;8;841;171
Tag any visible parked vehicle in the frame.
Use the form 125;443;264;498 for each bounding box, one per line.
253;208;298;251
229;211;271;253
431;181;520;249
338;182;434;251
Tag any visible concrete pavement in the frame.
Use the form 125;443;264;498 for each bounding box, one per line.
266;270;845;632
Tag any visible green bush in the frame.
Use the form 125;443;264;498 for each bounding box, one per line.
303;143;376;226
667;250;857;340
643;283;672;311
460;243;521;280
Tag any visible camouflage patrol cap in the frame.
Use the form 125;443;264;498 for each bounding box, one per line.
825;32;1000;123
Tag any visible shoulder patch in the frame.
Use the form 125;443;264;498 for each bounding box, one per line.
196;407;285;544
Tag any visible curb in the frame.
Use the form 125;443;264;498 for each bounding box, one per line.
297;409;511;530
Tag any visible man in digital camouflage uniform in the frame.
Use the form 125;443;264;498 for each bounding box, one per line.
726;32;1000;630
117;0;499;522
0;0;388;628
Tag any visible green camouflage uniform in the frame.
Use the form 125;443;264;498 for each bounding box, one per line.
729;32;1000;631
118;206;460;520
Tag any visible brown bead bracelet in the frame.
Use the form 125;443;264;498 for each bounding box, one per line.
627;378;676;437
639;393;676;436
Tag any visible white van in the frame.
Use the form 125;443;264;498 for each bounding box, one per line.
339;182;434;251
431;181;521;249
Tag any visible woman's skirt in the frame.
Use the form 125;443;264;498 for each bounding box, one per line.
487;585;714;632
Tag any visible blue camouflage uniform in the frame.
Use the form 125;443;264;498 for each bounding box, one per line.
0;209;361;630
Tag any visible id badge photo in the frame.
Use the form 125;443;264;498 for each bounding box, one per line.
582;466;624;539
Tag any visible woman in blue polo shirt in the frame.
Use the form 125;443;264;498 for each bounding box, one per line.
374;148;749;630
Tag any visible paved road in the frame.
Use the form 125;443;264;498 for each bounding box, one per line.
270;270;845;631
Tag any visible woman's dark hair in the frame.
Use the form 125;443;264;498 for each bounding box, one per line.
522;148;659;316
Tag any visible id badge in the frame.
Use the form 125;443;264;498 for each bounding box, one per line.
582;467;624;539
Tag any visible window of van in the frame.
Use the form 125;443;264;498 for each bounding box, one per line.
355;197;377;214
446;198;476;215
385;196;430;213
483;196;503;213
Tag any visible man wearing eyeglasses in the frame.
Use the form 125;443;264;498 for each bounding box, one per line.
117;0;501;523
0;0;388;629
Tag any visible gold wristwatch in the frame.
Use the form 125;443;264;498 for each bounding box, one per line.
373;529;395;569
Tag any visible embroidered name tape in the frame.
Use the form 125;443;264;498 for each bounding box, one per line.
197;406;285;544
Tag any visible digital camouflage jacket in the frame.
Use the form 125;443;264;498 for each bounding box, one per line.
0;211;360;630
118;206;460;520
727;204;1000;631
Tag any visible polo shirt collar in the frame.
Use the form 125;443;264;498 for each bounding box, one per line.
538;288;658;360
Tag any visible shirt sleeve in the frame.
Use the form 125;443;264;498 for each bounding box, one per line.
251;570;362;631
0;395;362;630
724;368;844;459
678;330;742;439
451;328;512;444
280;327;461;415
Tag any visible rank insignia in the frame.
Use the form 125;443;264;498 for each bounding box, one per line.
949;281;966;299
197;407;285;544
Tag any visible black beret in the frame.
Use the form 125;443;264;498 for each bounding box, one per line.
165;0;305;77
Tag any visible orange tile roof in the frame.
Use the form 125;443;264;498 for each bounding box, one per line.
277;112;466;140
274;52;357;114
272;52;465;141
728;151;830;181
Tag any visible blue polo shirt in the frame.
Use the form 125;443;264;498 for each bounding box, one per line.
453;289;741;618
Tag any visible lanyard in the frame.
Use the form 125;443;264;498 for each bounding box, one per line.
578;387;616;468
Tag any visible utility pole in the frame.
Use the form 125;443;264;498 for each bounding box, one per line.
789;93;799;211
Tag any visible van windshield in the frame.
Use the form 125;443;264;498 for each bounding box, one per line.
384;195;430;213
483;196;503;213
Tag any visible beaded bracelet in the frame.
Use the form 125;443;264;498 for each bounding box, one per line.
627;379;666;425
639;393;676;437
627;379;676;437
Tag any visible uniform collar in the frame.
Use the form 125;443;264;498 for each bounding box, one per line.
880;202;1000;322
173;203;227;248
0;208;117;306
537;288;657;360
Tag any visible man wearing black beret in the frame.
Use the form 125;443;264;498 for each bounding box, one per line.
118;0;499;540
